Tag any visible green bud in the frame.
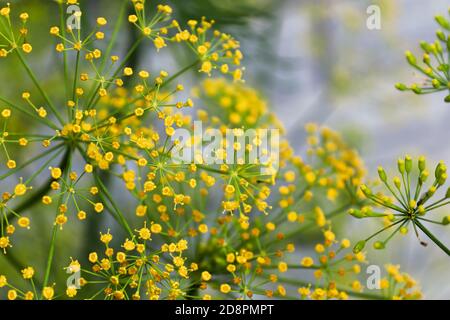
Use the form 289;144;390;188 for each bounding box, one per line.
432;79;440;89
377;166;387;182
443;216;450;226
405;50;416;65
393;176;401;189
445;94;450;103
438;173;447;186
435;15;450;30
420;41;431;53
445;187;450;199
435;40;443;53
353;240;366;254
405;155;412;173
397;158;405;174
419;170;429;183
418;156;426;172
436;30;446;41
373;241;385;250
435;161;446;179
360;185;372;197
427;186;437;197
395;83;407;91
411;84;422;94
348;209;365;219
417;205;426;215
423;53;431;64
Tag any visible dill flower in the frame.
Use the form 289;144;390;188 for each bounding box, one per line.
351;155;450;255
396;9;450;102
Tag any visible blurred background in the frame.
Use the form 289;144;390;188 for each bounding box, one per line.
1;0;449;299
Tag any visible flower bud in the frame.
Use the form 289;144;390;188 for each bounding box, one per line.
435;40;443;53
442;216;450;226
418;156;426;172
435;161;446;179
405;155;412;173
393;177;401;189
432;79;440;89
436;30;446;42
405;51;416;65
420;41;431;53
360;185;372;197
353;240;366;254
435;15;450;29
419;170;429;183
397;158;405;174
411;84;422;94
348;209;365;219
395;83;407;91
417;205;425;215
377;166;387;182
445;187;450;199
373;241;385;250
438;173;447;186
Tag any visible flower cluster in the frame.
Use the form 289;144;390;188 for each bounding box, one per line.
0;0;433;301
351;155;450;255
396;9;450;102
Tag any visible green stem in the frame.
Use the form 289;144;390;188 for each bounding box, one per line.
93;172;133;236
42;225;58;290
42;148;72;292
15;51;65;126
415;220;450;256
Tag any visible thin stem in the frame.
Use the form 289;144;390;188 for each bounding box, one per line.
15;51;65;126
415;220;450;256
42;148;72;291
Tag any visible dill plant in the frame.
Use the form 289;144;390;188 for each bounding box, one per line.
0;1;444;301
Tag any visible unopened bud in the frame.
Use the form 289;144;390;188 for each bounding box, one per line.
405;155;412;173
373;241;385;250
353;240;366;254
378;166;387;182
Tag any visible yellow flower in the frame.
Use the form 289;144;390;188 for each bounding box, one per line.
301;257;314;267
154;37;166;50
88;252;98;263
18;217;30;228
278;262;288;273
150;223;162;233
66;286;78;298
42;287;54;300
94;203;104;213
96;17;107;26
22;43;33;53
201;271;212;281
14;183;27;196
0;275;7;287
21;267;35;279
220;284;231;294
7;290;17;300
